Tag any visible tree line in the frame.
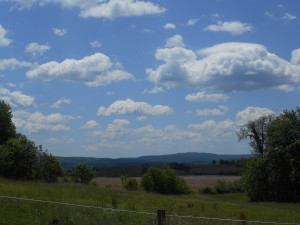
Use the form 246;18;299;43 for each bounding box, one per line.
0;100;95;183
238;107;300;202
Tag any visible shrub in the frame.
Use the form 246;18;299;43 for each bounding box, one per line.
199;186;214;194
71;163;96;184
0;134;38;179
214;180;233;194
186;201;194;208
232;179;243;192
124;178;139;191
111;196;118;209
141;167;190;194
209;180;244;194
35;151;64;183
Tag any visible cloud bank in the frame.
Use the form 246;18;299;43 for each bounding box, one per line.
26;53;134;87
4;0;166;19
204;20;253;35
147;40;300;92
97;99;173;116
0;24;12;47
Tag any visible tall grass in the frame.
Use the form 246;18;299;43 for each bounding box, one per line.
0;178;300;225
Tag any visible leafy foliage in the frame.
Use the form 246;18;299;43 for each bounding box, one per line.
238;108;300;202
124;178;139;191
35;148;64;182
0;101;65;182
141;167;190;194
71;163;96;184
0;100;16;146
0;133;37;179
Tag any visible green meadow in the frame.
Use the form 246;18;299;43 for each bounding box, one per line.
0;178;300;225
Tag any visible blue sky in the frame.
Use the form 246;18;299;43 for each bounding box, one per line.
1;0;300;158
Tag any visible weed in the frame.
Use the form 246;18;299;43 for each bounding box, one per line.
111;195;118;209
212;202;217;209
105;184;112;188
239;211;248;225
199;186;214;194
186;201;194;208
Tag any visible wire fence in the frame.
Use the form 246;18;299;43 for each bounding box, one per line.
0;195;299;225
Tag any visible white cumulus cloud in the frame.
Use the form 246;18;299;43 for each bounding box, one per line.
204;20;253;35
25;42;51;56
187;18;199;26
90;41;102;48
0;87;35;108
282;13;297;20
51;98;71;108
0;24;12;47
47;137;74;144
165;34;185;48
97;99;173;116
235;106;276;126
186;91;228;102
52;28;67;36
142;87;164;94
188;120;235;137
81;120;100;129
26;53;134;87
0;58;32;70
147;41;300;92
77;0;166;19
13;111;78;133
164;23;176;29
196;105;228;116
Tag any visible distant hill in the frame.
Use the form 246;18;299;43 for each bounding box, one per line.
56;152;252;169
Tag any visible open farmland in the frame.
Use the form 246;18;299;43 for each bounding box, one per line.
94;163;242;177
93;175;241;190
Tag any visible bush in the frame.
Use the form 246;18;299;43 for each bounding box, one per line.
0;134;38;179
206;180;244;194
35;150;64;183
124;178;139;191
141;167;190;194
214;180;231;193
199;186;214;194
71;163;96;184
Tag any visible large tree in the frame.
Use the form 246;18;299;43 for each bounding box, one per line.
35;146;64;182
0;100;16;145
0;133;38;179
0;101;65;182
238;114;275;155
238;108;300;202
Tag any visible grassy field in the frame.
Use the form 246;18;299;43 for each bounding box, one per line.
0;178;300;225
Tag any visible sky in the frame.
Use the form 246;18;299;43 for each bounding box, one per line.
0;0;300;158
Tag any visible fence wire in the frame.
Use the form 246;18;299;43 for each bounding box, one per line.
0;195;299;225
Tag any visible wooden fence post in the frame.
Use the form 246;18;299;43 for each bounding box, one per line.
157;209;166;225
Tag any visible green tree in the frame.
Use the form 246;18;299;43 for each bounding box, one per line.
241;156;269;201
0;133;37;179
124;178;139;191
71;163;96;184
238;108;300;202
141;167;190;194
0;100;16;145
35;147;64;182
238;115;274;155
